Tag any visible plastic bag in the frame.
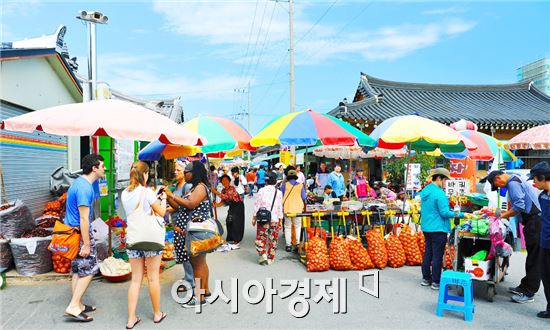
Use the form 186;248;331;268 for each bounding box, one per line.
347;237;374;270
0;239;13;272
385;234;406;268
487;217;513;259
10;236;53;276
399;227;422;266
50;166;79;195
0;200;35;239
306;236;330;272
366;229;388;269
329;236;353;270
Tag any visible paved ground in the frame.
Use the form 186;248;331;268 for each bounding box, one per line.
1;196;548;329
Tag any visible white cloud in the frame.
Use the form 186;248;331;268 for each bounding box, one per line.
1;0;43;17
422;6;466;16
296;19;477;63
92;53;247;101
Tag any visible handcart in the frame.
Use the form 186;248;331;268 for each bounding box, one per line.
451;217;513;302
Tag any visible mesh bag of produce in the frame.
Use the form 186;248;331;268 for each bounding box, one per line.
10;236;53;275
329;236;353;270
0;200;35;239
306;236;330;272
348;237;374;270
366;229;388;269
444;244;455;270
385;233;406;268
52;253;71;273
0;238;13;271
399;227;422;266
417;231;426;255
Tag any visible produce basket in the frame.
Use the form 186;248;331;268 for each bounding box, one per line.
0;238;13;271
10;236;53;276
102;272;132;283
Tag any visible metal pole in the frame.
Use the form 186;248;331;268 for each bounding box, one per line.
247;81;252;161
289;0;295;114
90;22;97;101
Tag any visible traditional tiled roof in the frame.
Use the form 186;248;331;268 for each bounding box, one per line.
328;73;550;128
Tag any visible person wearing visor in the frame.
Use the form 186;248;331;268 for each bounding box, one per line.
483;169;542;304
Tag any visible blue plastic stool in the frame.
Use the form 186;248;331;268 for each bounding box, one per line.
436;271;474;321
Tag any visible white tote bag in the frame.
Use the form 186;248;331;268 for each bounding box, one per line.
126;189;166;251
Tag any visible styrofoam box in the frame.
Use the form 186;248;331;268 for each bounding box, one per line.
465;258;493;281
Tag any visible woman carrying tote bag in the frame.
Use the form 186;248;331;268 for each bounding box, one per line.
121;161;168;329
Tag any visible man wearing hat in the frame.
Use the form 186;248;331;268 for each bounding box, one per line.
419;168;465;290
529;161;550;318
484;169;542;304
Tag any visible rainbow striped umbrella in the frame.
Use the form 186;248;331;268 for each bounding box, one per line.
370;115;477;152
139;115;254;161
250;109;375;147
443;130;516;161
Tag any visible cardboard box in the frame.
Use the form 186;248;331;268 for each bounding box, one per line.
465;258;493;281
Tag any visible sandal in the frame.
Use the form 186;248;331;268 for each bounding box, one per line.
83;304;96;313
126;317;141;329
153;312;167;324
64;312;93;322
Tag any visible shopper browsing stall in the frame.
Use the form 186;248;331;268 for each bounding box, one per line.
281;170;307;252
528;161;550;319
419;168;465;290
121;161;168;328
63;154;105;323
252;172;283;265
484;170;542;304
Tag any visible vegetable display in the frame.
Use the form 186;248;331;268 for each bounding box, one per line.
417;231;426;256
366;229;388;269
444;245;455;270
399;227;422;266
99;257;131;276
385;233;406;268
306;236;330;272
329;236;353;270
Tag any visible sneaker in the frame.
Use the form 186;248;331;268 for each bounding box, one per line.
285;246;292;252
508;286;525;295
420;279;432;287
258;255;267;265
537;311;550;319
431;283;440;290
267;259;274;265
292;246;299;253
181;297;206;308
511;293;534;304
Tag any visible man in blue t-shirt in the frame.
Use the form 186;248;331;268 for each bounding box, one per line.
256;166;266;190
64;154;105;322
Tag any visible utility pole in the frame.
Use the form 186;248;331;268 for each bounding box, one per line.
289;0;295;114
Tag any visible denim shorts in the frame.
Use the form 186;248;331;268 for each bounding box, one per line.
126;249;163;259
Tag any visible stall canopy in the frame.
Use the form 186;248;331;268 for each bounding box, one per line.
507;123;550;150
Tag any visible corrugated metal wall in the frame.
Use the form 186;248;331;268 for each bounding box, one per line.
1;102;68;217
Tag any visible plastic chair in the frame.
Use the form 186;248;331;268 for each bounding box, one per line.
436;271;474;322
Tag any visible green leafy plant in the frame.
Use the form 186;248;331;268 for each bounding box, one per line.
384;153;448;187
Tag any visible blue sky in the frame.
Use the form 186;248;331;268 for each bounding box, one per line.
2;1;549;134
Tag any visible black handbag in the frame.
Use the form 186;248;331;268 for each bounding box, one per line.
256;187;278;225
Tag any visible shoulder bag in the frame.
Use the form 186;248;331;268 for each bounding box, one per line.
186;184;224;257
256;187;278;225
126;189;166;251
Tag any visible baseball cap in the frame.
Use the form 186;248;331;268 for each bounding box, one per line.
528;161;550;180
480;170;504;191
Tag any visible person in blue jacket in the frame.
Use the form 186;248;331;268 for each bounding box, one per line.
419;168;464;290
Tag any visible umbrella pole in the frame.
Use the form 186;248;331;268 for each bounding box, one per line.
402;143;412;223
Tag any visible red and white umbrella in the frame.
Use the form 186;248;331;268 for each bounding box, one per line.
507;124;550;150
1;99;206;146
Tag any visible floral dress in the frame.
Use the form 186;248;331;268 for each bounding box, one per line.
173;184;211;263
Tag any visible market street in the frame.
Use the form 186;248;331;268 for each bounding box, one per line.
0;197;547;330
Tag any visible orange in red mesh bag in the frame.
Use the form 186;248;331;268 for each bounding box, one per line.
347;237;374;270
366;229;388;269
444;244;455;270
399;226;422;266
417;231;426;255
306;235;330;272
385;233;406;268
329;236;353;270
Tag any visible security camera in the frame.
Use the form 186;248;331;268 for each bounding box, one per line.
76;10;108;24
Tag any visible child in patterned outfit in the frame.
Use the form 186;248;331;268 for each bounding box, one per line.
253;172;283;265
